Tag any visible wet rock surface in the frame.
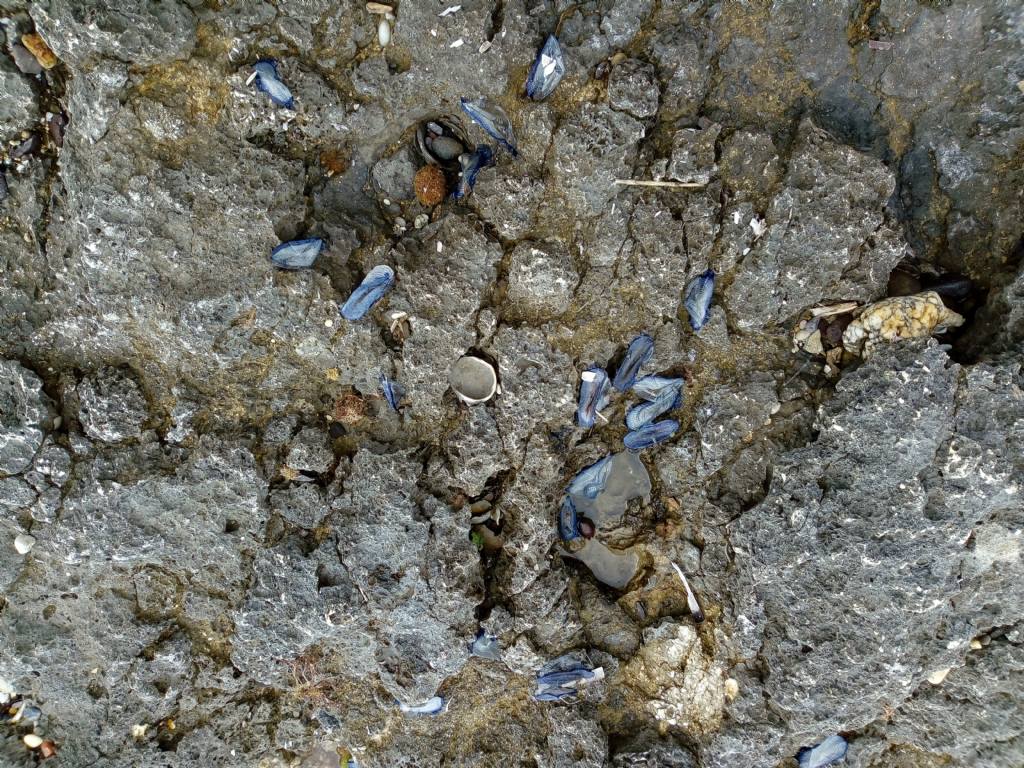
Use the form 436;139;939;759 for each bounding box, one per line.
0;2;1021;768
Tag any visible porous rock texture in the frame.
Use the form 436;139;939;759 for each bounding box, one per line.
0;2;1022;767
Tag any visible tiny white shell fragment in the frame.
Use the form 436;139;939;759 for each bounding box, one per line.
724;678;739;700
23;734;43;749
450;38;464;48
750;217;768;238
14;533;35;554
378;18;391;46
928;667;951;685
479;41;492;53
439;5;462;16
970;639;983;650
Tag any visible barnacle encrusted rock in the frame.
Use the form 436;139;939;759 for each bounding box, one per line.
842;291;964;356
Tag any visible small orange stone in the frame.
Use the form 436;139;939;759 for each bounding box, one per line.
21;33;58;70
413;165;447;206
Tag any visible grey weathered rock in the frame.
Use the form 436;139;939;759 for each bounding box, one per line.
608;59;660;119
0;359;49;475
0;56;35;138
77;369;147;443
504;241;578;322
727;119;901;329
550;103;645;218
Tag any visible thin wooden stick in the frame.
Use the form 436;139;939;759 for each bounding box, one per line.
614;179;706;189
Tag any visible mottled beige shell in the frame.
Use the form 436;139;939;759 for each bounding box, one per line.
842;291;964;356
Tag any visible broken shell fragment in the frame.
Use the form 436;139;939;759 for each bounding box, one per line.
797;735;848;768
14;534;35;555
448;355;498;405
453;145;495;199
270;238;325;269
623;419;679;451
842;291;964;357
612;333;655;391
366;2;393;13
670;561;705;623
684;269;715;331
525;35;566;101
252;59;295;110
459;98;518;156
21;33;58;70
576;366;610;428
340;265;395;321
398;696;445;716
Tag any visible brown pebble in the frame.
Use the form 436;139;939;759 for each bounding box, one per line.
413;165;447;206
39;741;57;759
21;33;58;70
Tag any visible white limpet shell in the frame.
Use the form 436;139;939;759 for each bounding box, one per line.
449;355;498;405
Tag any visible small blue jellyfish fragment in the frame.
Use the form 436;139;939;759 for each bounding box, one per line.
625;386;682;431
623;419;679;451
379;373;403;411
453;144;495;199
460;97;518;156
567;454;614;500
612;333;655;391
253;59;295;110
684;269;716;331
534;654;605;701
398;696;445;716
632;375;684;402
270;237;324;269
576;366;610;429
340;265;395;321
526;35;566;101
533;687;577;702
536;668;600;688
558;496;580;542
469;629;501;661
797;735;849;768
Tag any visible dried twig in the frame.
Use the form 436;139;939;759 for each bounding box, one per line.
614;179;706;189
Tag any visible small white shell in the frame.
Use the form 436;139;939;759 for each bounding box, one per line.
23;734;43;749
14;533;35;555
449;355;498;405
378;18;391;47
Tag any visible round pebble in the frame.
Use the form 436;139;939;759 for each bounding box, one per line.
14;533;35;555
428;135;464;161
